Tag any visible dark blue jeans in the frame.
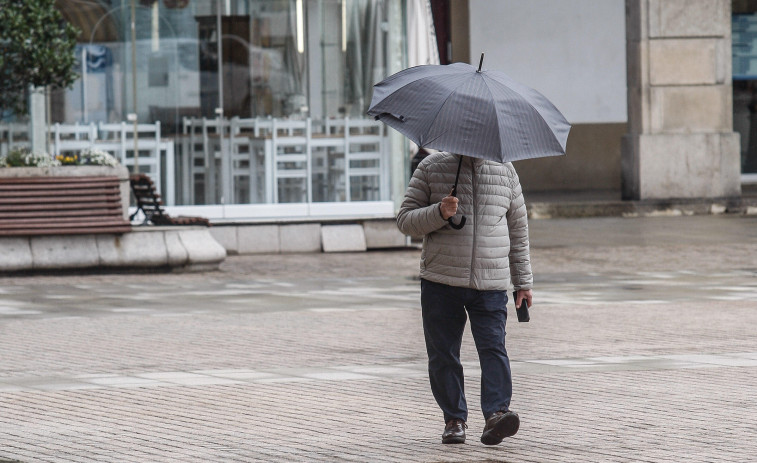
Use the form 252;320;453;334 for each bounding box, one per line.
421;279;512;423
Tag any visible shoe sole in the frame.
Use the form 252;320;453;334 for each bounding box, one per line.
480;413;519;446
442;435;465;444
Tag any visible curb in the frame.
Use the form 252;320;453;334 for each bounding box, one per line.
0;227;226;274
526;196;757;219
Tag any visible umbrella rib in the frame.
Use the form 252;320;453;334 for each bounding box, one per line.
481;73;567;154
479;75;525;156
419;76;482;148
369;67;467;116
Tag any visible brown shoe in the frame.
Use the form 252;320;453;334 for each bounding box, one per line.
480;410;519;445
442;418;467;444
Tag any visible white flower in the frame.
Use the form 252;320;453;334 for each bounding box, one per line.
26;151;61;167
80;148;119;167
1;149;60;167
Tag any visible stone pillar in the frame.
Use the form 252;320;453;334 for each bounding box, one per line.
622;0;741;200
28;86;47;154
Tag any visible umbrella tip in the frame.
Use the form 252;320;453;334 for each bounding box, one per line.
477;53;484;73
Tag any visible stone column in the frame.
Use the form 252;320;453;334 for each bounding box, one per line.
622;0;741;200
28;87;47;154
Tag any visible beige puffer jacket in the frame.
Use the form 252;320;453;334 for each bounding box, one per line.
397;152;532;291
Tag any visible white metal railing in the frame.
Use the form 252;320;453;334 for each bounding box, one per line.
0;122;175;205
92;122;174;205
2;116;390;212
0;123;31;157
179;116;389;207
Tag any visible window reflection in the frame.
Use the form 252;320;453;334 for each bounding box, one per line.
51;0;396;128
9;0;407;208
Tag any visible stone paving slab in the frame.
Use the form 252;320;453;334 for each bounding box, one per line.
1;368;755;462
0;216;756;462
1;351;756;392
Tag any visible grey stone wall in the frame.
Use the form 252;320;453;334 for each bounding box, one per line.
623;0;741;199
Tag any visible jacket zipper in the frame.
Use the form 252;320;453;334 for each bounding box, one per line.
469;160;477;287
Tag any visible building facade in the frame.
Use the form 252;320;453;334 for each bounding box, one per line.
454;0;749;200
53;0;407;126
3;0;422;221
2;0;751;224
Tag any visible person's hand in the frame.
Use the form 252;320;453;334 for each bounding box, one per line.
515;289;532;308
440;191;458;220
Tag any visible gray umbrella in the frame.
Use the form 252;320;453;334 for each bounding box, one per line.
367;54;571;228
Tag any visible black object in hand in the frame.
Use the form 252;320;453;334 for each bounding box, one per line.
513;292;530;323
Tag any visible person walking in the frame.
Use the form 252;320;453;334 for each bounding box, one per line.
397;152;533;446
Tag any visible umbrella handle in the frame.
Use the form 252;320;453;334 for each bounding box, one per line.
447;155;466;230
448;215;466;230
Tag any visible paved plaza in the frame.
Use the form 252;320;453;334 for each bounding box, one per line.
1;215;756;462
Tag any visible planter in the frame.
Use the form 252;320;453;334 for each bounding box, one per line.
0;165;226;272
0;165;130;220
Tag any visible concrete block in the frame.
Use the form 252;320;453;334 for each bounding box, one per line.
280;224;321;253
362;220;406;249
649;39;718;86
238;225;280;254
96;231;168;267
164;230;189;266
716;36;731;83
719;132;742;197
31;235;100;269
209;226;238;254
649;0;727;38
651;86;730;133
710;204;727;214
177;228;226;266
635;133;741;199
321;225;367;252
0;238;32;271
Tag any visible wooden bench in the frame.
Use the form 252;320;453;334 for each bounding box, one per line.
0;176;132;236
129;173;210;226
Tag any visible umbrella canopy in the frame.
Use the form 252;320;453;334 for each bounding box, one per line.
367;59;571;163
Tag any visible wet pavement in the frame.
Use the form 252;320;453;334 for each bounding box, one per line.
0;215;756;462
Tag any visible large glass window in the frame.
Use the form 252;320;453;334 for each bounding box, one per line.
733;2;757;179
52;0;399;130
36;0;406;209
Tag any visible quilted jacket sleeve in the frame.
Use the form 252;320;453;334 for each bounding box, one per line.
505;166;533;290
396;160;448;237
